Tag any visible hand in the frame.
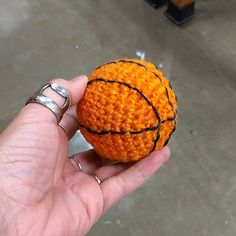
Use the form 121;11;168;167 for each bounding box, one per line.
0;76;170;236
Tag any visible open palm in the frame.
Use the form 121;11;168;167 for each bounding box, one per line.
0;76;170;236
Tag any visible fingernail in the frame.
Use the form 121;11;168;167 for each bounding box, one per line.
71;75;88;82
160;146;171;162
79;75;88;80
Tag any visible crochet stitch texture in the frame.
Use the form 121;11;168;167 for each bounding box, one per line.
77;59;177;162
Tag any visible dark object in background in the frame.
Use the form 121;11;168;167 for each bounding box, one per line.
165;0;195;25
146;0;168;8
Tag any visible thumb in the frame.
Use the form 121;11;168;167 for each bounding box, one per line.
18;75;88;126
0;75;88;139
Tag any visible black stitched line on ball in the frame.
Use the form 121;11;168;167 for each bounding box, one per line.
92;61;177;153
152;73;177;119
86;78;177;154
96;60;146;73
164;87;175;111
166;80;178;115
117;59;146;68
149;127;160;154
98;59;177;117
152;71;176;117
82;78;162;155
163;122;176;147
79;123;159;135
88;78;161;125
114;60;177;127
96;61;116;70
151;71;176;117
168;80;173;90
120;60;177;116
161;116;176;123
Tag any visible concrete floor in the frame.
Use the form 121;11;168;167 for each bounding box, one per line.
1;0;236;235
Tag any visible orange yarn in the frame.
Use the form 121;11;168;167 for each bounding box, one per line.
77;59;177;162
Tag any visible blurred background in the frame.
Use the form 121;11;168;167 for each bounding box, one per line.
0;0;236;235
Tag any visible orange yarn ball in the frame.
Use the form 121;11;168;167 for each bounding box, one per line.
77;59;177;162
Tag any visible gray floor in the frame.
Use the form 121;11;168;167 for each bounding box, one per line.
1;0;236;235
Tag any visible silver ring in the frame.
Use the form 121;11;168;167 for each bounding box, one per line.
69;155;83;171
92;174;102;185
25;83;71;123
58;123;68;137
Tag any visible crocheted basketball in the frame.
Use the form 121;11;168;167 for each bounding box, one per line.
77;59;177;162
